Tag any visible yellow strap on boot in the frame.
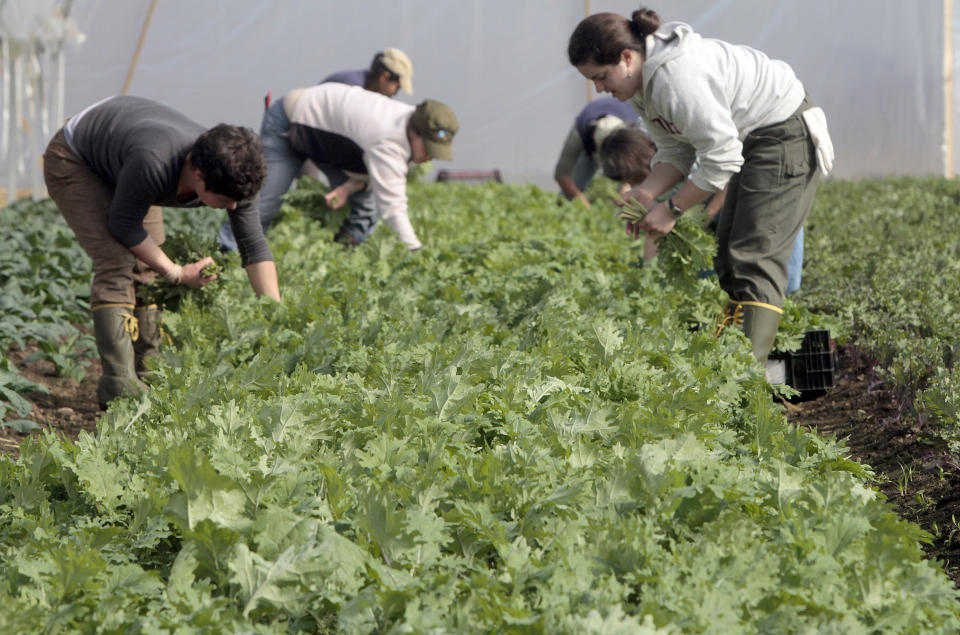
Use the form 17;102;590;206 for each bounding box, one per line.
92;303;140;342
736;300;783;315
123;313;140;342
713;300;783;337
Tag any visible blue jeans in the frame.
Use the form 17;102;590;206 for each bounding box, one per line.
701;208;805;295
321;164;377;243
218;98;376;251
785;226;804;295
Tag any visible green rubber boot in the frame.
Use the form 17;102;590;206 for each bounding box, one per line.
92;306;149;409
739;302;782;364
133;306;163;380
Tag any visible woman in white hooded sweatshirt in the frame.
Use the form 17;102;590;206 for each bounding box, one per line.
568;7;833;365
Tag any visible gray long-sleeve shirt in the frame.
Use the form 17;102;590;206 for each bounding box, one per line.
67;95;272;266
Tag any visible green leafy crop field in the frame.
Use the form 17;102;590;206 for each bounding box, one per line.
802;178;960;453
0;179;958;632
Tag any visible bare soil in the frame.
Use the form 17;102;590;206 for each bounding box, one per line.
1;345;102;458
3;343;960;587
786;348;960;588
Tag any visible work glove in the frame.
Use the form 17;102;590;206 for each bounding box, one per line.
801;107;834;176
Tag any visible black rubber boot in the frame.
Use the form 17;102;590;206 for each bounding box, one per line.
133;306;162;380
334;228;363;248
92;306;148;409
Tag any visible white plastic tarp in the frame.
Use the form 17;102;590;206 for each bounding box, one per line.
2;0;958;195
0;0;83;200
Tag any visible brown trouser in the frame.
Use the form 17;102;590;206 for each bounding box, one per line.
715;97;821;309
43;128;165;309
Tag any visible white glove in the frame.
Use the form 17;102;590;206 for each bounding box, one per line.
802;107;834;176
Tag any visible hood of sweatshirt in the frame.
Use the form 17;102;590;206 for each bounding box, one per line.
640;21;698;97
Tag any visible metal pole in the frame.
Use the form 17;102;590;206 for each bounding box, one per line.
1;37;11;170
121;0;158;95
28;43;44;200
9;54;23;203
945;0;955;178
57;0;72;125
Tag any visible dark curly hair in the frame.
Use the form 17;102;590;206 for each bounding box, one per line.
568;7;661;67
190;124;266;201
599;126;656;184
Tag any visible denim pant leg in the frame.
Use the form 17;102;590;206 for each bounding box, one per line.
319;165;377;242
571;151;598;193
219;99;303;251
785;226;805;294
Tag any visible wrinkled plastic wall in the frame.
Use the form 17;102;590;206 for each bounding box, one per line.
953;1;960;176
3;0;958;191
0;0;83;201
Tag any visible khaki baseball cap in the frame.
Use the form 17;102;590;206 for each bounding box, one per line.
410;99;459;161
381;48;414;94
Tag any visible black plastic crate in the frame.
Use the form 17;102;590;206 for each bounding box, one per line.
777;329;837;393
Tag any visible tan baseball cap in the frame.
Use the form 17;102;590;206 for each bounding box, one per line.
410;99;459;161
381;48;414;94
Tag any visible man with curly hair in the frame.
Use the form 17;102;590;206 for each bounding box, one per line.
43;95;279;408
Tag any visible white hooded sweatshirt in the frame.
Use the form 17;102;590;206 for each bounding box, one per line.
630;22;805;193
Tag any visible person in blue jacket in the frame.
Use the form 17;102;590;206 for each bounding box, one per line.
321;48;414;98
555;96;650;207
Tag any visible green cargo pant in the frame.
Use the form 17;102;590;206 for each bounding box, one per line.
714;97;821;310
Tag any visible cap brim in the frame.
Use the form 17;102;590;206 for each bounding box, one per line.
424;139;452;161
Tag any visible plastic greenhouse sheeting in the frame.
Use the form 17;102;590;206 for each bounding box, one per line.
1;0;83;201
2;0;959;193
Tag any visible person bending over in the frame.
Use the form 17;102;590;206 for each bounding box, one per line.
307;48;417;245
568;6;833;364
554;96;645;207
44;95;279;408
321;48;414;98
220;83;458;253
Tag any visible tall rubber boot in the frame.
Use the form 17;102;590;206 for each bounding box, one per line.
92;306;148;409
133;305;162;380
739;302;782;364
